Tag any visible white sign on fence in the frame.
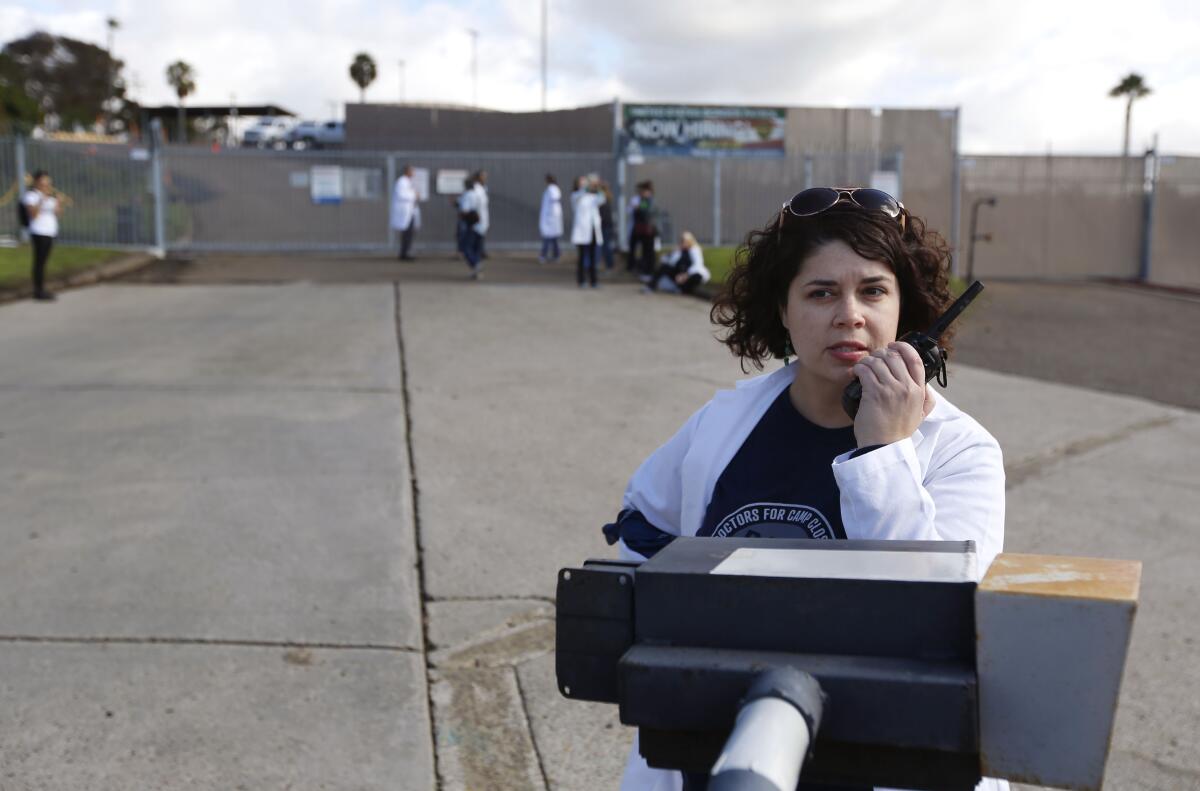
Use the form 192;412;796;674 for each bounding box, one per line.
436;169;469;195
310;166;343;205
412;167;431;201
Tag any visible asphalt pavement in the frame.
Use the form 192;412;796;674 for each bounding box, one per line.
0;254;1196;790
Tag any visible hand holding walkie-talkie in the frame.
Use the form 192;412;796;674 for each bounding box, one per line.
842;281;984;420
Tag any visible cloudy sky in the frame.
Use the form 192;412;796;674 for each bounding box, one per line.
3;0;1198;154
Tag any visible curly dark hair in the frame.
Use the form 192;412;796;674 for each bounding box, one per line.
711;203;955;371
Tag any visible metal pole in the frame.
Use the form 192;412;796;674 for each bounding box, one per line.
150;119;166;257
468;29;479;107
1138;134;1159;282
14;135;27;242
967;199;981;283
949;107;962;278
386;154;397;251
399;60;406;102
803;154;814;190
966;196;996;283
540;0;548;111
713;157;722;248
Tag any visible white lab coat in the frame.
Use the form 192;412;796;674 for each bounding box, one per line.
461;183;490;235
570;189;605;245
616;361;1008;791
539;184;563;238
390;175;420;231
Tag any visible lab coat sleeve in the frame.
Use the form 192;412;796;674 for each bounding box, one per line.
620;402;711;549
831;421;1005;574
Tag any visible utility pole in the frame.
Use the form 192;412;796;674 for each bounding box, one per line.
398;59;406;103
105;17;119;132
467;28;479;107
541;0;548;111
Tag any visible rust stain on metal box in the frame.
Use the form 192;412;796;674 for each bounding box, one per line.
980;553;1141;602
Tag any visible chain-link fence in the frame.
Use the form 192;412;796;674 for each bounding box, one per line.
1;137;157;247
626;151;902;248
163;147;616;252
2;136;1195;291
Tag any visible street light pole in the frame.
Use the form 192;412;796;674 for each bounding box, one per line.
467;28;479;107
105;17;119;132
541;0;548;111
399;59;406;103
966;196;997;283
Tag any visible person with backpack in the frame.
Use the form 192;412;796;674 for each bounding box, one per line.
21;170;65;302
627;180;658;276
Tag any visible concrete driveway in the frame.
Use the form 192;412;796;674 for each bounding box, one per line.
0;255;1196;790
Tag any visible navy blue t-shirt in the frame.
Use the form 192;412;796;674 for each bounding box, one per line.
697;388;857;541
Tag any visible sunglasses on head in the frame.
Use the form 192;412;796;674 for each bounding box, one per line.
778;187;905;234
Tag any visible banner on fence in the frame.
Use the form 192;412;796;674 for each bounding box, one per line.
622;104;786;159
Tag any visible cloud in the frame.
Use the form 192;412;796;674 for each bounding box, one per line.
1;0;1197;153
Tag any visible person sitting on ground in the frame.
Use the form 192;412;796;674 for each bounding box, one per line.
642;231;710;294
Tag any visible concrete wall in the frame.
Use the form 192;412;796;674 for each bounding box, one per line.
960;156;1143;280
785;107;958;239
345;103;616;153
1152;156;1200;290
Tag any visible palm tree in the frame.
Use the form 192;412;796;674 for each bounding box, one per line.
165;60;196;143
349;53;377;104
1109;73;1151;159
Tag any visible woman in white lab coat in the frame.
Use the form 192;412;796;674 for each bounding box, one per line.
390;165;421;260
570;175;605;288
539;173;563;263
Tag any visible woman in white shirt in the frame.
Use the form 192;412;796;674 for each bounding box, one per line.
22;170;65;302
539;174;563;263
642;231;711;294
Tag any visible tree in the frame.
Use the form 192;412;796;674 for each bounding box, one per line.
2;31;128;132
165;60;196;143
1109;72;1152;159
349;53;377;103
0;52;40;132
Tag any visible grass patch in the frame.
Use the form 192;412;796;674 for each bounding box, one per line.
0;244;126;290
704;246;738;284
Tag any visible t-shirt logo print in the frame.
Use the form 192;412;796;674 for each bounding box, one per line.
709;501;835;540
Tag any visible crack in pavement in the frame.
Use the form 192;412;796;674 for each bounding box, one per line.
395;283;443;789
0;635;420;651
1005;415;1178;489
514;664;553;791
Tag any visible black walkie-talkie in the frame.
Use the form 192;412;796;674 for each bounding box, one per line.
842;280;985;419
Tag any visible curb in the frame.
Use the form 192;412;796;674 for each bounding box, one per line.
0;250;160;306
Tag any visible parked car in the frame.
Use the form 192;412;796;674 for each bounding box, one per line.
287;120;345;150
241;117;295;149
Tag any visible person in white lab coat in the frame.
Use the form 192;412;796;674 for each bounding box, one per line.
604;187;1007;791
390;165;421;260
460;170;490;279
538;173;563;263
570;174;605;288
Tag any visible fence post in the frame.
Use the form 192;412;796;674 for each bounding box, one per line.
150;119;166;258
1138;138;1159;283
949;107;962;278
617;156;627;252
712;156;722;248
14;135;27;242
386;154;396;251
